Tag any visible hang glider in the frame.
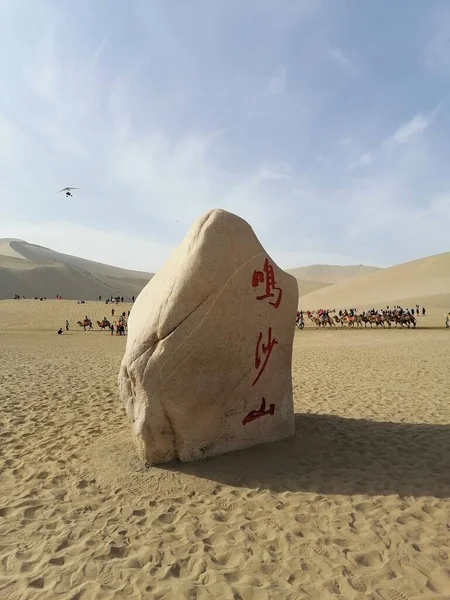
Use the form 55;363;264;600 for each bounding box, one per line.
58;187;81;197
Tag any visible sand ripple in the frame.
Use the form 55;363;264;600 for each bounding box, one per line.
0;301;449;599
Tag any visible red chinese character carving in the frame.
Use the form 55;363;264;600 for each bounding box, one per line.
252;327;278;386
242;397;276;425
252;258;282;308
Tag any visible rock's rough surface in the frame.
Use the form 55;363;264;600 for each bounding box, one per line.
118;209;298;464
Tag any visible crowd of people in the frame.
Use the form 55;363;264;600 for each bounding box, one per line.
334;305;426;319
103;295;136;304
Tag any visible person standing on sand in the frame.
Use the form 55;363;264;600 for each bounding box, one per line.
65;320;69;331
445;313;449;328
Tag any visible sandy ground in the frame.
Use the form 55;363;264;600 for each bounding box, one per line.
0;300;449;600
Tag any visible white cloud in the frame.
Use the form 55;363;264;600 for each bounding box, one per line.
391;112;434;145
329;47;359;75
268;65;287;94
348;152;373;171
347;108;439;173
380;109;439;157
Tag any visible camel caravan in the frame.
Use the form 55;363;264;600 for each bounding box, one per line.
77;314;127;335
304;307;420;329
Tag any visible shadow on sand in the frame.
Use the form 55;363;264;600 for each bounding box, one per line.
162;414;450;498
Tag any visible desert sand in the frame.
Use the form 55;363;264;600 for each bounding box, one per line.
0;298;449;600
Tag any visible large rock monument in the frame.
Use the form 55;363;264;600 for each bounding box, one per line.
118;209;298;465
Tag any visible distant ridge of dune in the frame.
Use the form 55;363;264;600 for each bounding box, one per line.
287;263;380;297
1;239;153;279
299;251;450;311
295;279;333;297
287;263;380;283
0;238;154;300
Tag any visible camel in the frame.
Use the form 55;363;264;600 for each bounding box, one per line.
360;315;375;327
77;319;93;330
361;314;386;328
324;315;336;327
97;319;111;330
367;314;391;328
392;312;404;327
333;315;344;326
337;315;356;327
309;314;329;328
309;315;321;328
311;314;335;328
379;315;392;328
399;314;417;328
345;315;356;327
354;315;364;327
336;314;364;328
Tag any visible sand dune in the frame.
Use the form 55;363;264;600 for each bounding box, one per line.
1;238;382;301
0;239;153;301
287;264;380;283
295;279;333;297
0;299;449;599
299;251;450;311
1;239;153;280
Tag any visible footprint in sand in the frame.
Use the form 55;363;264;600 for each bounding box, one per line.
342;568;368;593
76;480;89;489
427;567;450;595
399;555;432;577
23;506;42;520
0;507;17;518
378;590;409;600
108;544;128;559
349;549;386;573
28;578;44;589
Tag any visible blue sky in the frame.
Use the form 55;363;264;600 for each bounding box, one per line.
0;0;449;272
